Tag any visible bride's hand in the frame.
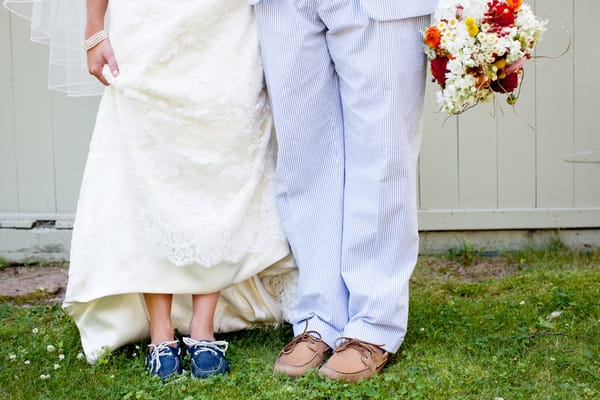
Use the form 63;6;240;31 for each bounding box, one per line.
87;39;119;86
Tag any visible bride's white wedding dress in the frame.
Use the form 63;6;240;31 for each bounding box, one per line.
61;0;296;362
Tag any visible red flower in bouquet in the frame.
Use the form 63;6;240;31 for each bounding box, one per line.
490;72;519;93
484;1;515;27
431;56;449;87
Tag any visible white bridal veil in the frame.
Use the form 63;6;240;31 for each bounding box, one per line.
4;0;104;95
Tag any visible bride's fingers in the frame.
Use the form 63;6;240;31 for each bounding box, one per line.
88;64;110;86
92;65;110;86
105;49;119;78
87;49;109;86
86;41;117;86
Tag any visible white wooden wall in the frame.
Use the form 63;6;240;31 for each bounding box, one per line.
419;0;600;229
1;0;599;234
0;6;99;229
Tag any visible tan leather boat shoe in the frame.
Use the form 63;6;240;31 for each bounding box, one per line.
319;337;389;382
274;330;331;377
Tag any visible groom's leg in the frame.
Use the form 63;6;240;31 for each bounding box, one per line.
254;0;348;348
322;2;429;353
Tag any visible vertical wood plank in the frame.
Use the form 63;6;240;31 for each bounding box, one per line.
0;8;19;212
496;57;537;209
419;79;460;210
495;0;540;209
51;92;99;213
457;103;498;209
573;0;600;207
535;0;574;208
11;12;56;213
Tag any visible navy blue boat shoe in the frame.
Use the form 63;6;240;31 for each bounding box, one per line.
183;337;229;378
145;339;183;380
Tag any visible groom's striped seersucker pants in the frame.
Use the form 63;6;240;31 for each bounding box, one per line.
253;0;431;353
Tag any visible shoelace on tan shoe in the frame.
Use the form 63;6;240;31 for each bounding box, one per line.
333;337;385;359
281;330;324;354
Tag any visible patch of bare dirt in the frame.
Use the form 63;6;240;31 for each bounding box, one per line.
414;255;525;283
0;263;68;305
0;256;526;305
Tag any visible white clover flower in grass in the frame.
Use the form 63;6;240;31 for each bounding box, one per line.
40;374;50;380
519;300;525;305
47;345;56;352
9;354;17;361
54;364;61;370
32;328;39;334
58;354;65;360
548;311;562;320
76;352;85;360
24;360;31;365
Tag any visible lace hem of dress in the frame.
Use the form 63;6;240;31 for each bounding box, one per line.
141;207;285;268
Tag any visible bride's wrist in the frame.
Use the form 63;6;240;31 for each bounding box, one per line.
82;30;108;51
85;23;104;40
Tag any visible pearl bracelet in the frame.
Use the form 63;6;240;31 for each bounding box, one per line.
82;30;108;51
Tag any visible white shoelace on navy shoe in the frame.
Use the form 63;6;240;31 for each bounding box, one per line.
183;337;229;356
147;340;179;373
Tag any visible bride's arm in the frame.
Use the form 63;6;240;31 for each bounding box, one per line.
85;0;119;86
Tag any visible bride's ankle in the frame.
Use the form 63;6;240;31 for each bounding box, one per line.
188;325;215;342
149;323;176;345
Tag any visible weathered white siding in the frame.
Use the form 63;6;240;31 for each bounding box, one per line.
1;1;599;240
1;7;99;229
418;0;600;229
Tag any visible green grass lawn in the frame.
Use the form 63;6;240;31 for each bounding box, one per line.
1;244;599;399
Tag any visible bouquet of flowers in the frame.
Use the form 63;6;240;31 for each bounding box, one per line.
423;0;547;115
